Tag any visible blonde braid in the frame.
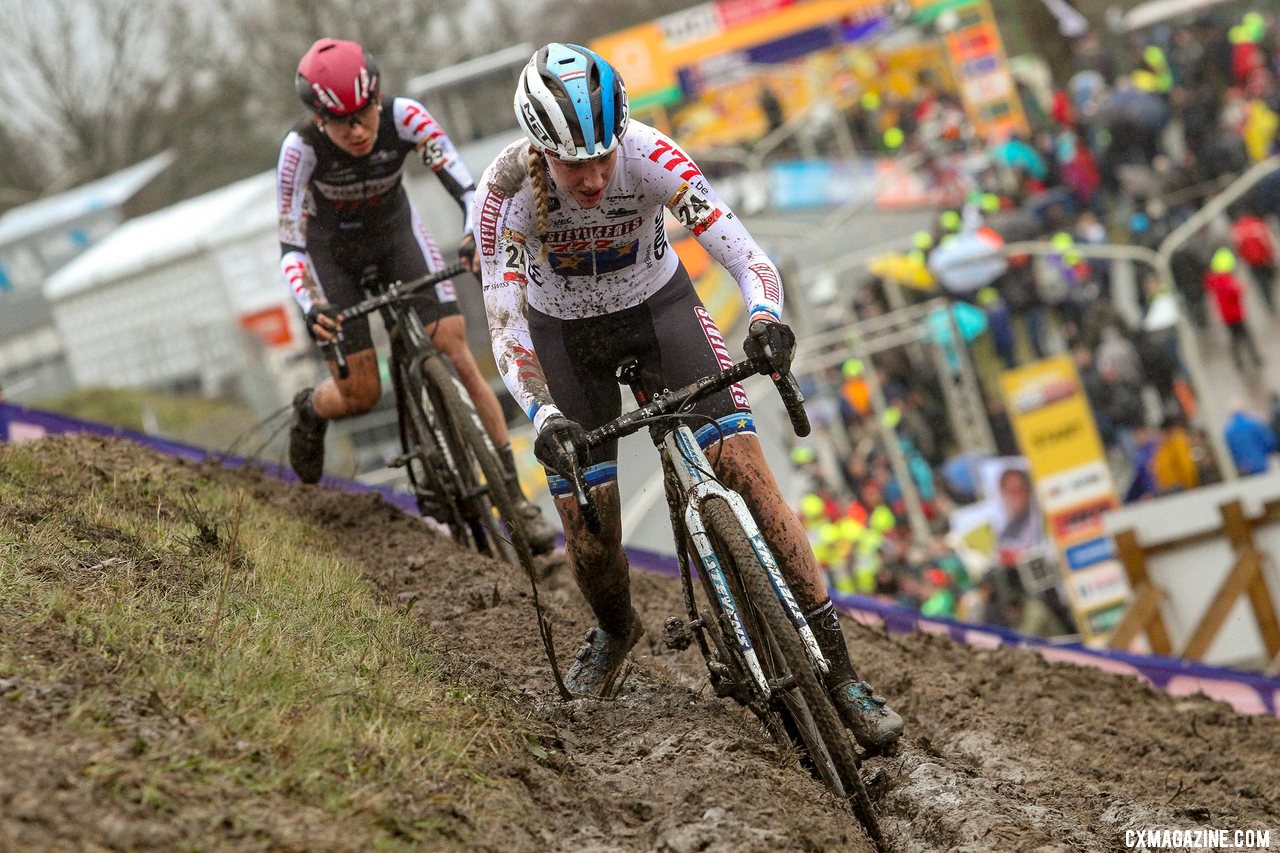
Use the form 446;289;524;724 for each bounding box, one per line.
527;145;551;263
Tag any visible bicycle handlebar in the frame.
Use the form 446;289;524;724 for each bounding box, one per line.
564;356;810;534
320;263;468;379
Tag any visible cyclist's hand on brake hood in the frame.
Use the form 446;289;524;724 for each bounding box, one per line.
743;319;796;376
534;415;588;479
306;303;342;344
458;232;480;275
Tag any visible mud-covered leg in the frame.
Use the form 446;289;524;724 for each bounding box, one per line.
553;483;644;696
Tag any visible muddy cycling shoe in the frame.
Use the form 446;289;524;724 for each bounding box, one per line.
516;499;558;555
288;388;328;485
830;679;903;755
563;614;645;698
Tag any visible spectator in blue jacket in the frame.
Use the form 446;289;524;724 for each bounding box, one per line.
1224;401;1278;476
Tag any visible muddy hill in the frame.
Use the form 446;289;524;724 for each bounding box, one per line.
4;436;1278;852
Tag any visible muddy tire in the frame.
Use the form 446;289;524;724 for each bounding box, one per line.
701;497;883;849
395;355;473;550
421;356;529;567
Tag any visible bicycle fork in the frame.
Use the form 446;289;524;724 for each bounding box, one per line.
668;427;829;698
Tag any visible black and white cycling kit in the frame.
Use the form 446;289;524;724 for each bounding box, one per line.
276;96;476;351
475;120;784;495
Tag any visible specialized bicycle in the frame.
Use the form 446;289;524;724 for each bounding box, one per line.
326;263;528;566
562;356;883;848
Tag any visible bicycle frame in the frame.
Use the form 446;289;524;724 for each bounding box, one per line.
649;407;829;700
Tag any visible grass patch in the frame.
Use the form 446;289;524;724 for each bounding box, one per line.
0;438;528;849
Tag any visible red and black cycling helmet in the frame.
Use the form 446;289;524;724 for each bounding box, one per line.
296;38;380;117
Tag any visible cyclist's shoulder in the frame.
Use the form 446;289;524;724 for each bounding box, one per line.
477;137;535;200
620;122;706;186
284;116;322;149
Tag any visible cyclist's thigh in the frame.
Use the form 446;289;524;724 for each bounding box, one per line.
309;239;375;353
645;263;756;449
380;202;461;329
528;306;624;493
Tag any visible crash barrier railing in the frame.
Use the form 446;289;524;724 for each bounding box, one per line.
7;400;1279;717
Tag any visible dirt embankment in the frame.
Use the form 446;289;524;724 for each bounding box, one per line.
5;436;1280;851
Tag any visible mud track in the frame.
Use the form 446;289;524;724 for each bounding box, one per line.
9;437;1280;851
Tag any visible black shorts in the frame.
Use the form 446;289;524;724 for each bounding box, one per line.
307;203;460;353
529;263;755;496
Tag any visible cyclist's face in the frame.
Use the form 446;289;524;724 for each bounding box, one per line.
319;101;380;157
546;148;618;208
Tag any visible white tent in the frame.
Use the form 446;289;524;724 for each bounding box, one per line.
44;172;291;397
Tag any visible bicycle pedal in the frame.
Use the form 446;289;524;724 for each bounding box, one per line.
768;674;797;694
662;616;694;652
387;452;414;468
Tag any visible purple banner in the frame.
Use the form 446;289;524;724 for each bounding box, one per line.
0;401;419;514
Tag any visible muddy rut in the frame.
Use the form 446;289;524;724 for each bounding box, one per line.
9;437;1280;851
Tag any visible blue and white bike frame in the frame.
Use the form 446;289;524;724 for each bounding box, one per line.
665;425;829;698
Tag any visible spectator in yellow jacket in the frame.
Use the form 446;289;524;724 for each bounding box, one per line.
1152;415;1200;494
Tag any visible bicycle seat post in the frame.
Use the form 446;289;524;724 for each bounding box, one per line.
616;358;647;405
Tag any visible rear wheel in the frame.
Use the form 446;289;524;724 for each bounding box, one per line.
700;497;882;848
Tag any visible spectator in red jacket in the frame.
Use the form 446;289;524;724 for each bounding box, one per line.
1231;206;1277;312
1205;248;1263;372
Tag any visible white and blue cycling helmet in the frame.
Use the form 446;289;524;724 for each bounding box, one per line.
515;43;628;161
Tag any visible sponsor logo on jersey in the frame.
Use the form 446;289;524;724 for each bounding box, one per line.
313;167;404;202
399;101;438;139
511;344;547;388
279;147;302;215
694;306;750;410
369;149;398;163
604;206;639;218
478;189;506;256
749;262;782;308
543;217;643;243
648;138;703;181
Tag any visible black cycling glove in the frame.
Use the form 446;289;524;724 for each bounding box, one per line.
743;319;796;376
305;303;342;340
534;415;589;479
459;232;477;269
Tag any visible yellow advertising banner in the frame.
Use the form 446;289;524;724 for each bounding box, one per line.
1001;355;1129;642
591;0;891;107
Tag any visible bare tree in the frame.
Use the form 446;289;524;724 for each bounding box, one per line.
0;0;275;203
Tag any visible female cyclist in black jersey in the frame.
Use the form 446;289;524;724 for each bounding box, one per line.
277;37;553;552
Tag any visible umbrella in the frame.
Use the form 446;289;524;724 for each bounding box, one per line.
992;138;1048;180
928;230;1008;294
1101;87;1169;132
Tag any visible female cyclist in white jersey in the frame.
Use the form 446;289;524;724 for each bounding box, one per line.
277;38;554;550
475;44;901;753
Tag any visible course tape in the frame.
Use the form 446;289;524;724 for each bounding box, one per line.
5;400;1279;717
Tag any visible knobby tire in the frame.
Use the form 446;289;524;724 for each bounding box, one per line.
396;358;471;550
421;356;516;564
700;497;883;849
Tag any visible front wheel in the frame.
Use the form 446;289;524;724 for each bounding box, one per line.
700;497;882;848
422;356;528;567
